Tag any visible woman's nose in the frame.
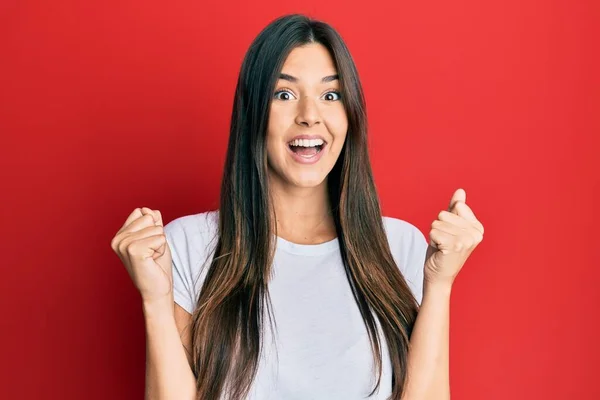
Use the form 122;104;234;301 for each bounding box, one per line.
295;96;321;127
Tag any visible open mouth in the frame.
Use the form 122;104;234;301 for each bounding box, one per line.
287;142;326;157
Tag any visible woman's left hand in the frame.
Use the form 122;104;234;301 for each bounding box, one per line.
424;188;485;286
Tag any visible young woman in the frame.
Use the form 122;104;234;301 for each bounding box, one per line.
111;13;484;400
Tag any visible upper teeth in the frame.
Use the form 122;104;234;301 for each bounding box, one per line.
289;138;324;147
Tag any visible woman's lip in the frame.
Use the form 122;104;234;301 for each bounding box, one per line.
285;142;327;165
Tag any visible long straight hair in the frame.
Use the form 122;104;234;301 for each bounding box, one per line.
189;14;419;400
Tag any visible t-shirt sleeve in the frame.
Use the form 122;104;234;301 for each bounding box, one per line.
384;216;429;306
404;225;429;306
164;219;197;314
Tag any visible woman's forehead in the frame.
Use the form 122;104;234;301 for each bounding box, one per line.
279;44;338;83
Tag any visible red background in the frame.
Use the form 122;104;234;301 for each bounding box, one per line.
1;1;598;399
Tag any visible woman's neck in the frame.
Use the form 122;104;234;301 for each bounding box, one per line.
269;179;336;245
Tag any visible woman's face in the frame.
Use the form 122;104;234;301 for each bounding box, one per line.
266;43;348;189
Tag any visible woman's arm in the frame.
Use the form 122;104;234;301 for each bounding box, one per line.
143;299;197;400
402;188;484;399
401;280;452;400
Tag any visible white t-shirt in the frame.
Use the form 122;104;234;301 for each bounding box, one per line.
164;209;429;400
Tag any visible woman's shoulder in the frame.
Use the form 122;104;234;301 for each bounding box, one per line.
381;215;428;303
163;209;220;314
380;215;428;262
163;208;220;269
381;215;426;243
164;209;219;236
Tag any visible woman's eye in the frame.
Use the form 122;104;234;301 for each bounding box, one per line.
323;91;341;101
274;89;295;101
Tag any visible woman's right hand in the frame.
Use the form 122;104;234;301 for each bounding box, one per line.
110;207;173;305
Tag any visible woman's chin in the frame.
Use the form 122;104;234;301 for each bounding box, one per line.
288;173;328;188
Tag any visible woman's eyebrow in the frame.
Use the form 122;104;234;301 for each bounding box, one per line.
279;73;339;83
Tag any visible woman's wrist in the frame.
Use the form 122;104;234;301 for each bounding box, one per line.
423;277;453;298
142;295;175;319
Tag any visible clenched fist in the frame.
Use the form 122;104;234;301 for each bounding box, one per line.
424;188;484;286
110;207;173;304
